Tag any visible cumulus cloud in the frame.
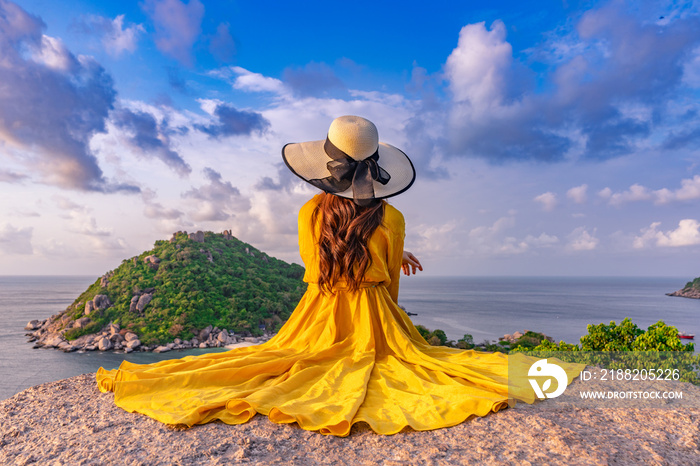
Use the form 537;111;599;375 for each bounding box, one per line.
464;216;559;255
182;168;251;221
194;101;270;138
225;66;288;95
441;2;700;162
534;192;558;211
0;0;137;193
73;14;144;56
567;227;598;251
0;224;33;255
633;219;700;248
567;184;588;204
142;0;204;66
603;175;700;206
112;108;191;176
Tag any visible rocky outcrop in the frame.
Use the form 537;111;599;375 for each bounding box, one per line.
667;287;700;299
26;318;267;354
144;255;161;270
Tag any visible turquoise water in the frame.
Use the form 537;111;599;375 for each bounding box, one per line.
1;275;697;400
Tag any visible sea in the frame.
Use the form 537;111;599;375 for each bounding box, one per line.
1;275;697;401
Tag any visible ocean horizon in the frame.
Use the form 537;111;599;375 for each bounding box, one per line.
1;275;697;401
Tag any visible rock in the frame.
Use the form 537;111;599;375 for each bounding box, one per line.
24;320;42;331
136;293;153;312
144;255;161;270
107;323;120;334
217;332;228;343
199;342;208;348
126;339;141;350
125;332;139;342
129;295;140;313
199;325;213;341
93;295;111;310
97;338;112;351
124;347;133;353
73;317;91;329
84;300;94;315
85;345;96;351
667;287;700;299
189;230;205;243
222;230;233;240
153;346;170;353
44;335;65;348
110;334;125;344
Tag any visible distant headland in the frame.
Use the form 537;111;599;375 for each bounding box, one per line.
667;276;700;299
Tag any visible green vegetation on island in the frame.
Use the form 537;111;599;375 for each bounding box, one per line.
64;231;305;346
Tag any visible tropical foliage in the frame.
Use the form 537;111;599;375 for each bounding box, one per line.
64;232;306;345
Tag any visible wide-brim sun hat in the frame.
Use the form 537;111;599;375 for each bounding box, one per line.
282;115;416;206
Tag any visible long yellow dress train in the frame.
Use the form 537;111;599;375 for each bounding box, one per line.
97;195;582;436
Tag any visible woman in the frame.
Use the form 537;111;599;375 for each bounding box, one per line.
98;116;581;437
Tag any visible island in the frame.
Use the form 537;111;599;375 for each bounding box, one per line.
25;231;306;353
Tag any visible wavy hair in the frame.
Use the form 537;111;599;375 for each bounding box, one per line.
312;193;385;293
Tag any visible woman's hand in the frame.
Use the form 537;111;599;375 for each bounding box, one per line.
401;251;423;276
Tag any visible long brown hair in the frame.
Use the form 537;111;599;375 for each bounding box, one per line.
312;193;385;293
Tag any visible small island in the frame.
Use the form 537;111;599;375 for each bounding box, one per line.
667;276;700;299
25;231;306;353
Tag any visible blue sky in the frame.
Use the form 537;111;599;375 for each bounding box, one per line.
2;0;700;277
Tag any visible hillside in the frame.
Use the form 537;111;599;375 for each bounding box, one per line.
26;231;306;351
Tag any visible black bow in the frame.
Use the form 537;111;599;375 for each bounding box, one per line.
308;137;391;206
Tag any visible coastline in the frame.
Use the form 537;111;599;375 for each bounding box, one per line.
2;372;698;464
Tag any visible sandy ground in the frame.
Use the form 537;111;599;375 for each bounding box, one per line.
1;372;699;465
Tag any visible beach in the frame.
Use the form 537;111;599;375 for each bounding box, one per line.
1;371;699;464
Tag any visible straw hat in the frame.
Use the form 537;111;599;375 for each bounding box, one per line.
282;115;415;206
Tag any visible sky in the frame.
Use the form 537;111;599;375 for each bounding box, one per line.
1;0;700;277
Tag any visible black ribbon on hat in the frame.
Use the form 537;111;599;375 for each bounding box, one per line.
308;137;391;206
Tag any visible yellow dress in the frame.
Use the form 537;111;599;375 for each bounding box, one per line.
97;194;582;436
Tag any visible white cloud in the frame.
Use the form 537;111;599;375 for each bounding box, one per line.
103;15;145;56
567;227;598;251
534;192;557;211
604;176;700;206
566;184;588;204
230;66;288;95
608;184;652;206
445;20;511;108
634;219;700;248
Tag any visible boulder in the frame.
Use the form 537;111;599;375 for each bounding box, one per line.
125;332;139;342
217;331;228;343
73;317;91;329
199;342;208;348
24;320;42;331
107;323;120;334
84;301;95;315
129;295;140;313
188;230;205;243
136;293;153;312
97;338;112;351
144;255;161;270
153;346;170;353
126;339;141;350
93;295;111;310
198;325;213;341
